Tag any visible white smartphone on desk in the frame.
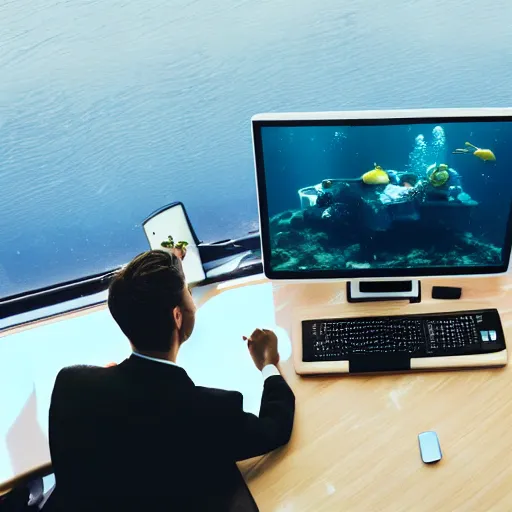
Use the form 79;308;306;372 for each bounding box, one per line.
418;431;442;464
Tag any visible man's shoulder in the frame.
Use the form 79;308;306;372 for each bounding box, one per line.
52;364;115;394
193;385;244;411
194;385;242;400
56;363;110;379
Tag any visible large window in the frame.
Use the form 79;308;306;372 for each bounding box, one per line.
1;1;509;299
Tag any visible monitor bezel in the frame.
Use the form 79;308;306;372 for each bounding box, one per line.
251;108;512;281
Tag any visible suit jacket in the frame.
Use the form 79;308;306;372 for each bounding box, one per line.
46;355;295;511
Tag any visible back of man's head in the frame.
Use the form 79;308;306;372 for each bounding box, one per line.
108;250;186;352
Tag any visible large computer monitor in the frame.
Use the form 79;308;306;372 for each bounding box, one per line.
252;108;512;284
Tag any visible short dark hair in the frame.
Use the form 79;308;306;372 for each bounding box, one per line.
108;250;186;352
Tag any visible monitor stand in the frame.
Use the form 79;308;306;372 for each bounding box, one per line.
346;279;421;303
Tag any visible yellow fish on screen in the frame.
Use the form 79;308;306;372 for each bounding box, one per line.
452;141;496;161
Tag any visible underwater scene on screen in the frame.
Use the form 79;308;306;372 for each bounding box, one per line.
261;121;512;272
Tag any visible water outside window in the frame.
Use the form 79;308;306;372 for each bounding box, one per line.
1;0;510;299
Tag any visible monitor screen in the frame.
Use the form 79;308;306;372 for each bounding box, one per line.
252;110;512;279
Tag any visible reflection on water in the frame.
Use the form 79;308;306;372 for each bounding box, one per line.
1;0;511;297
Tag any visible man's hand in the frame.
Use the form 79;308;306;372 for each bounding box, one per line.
243;328;280;371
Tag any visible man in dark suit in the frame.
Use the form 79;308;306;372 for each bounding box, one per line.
46;250;295;511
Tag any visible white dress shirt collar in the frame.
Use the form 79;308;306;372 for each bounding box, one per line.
132;351;179;367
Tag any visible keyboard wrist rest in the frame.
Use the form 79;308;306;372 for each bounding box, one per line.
293;350;508;375
411;350;508;369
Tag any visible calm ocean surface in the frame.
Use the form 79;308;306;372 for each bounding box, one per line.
1;0;512;298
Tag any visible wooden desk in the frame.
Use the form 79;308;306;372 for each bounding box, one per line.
239;276;512;512
1;275;511;511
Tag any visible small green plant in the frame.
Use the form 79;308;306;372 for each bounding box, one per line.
175;240;189;250
160;235;175;248
161;236;189;259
